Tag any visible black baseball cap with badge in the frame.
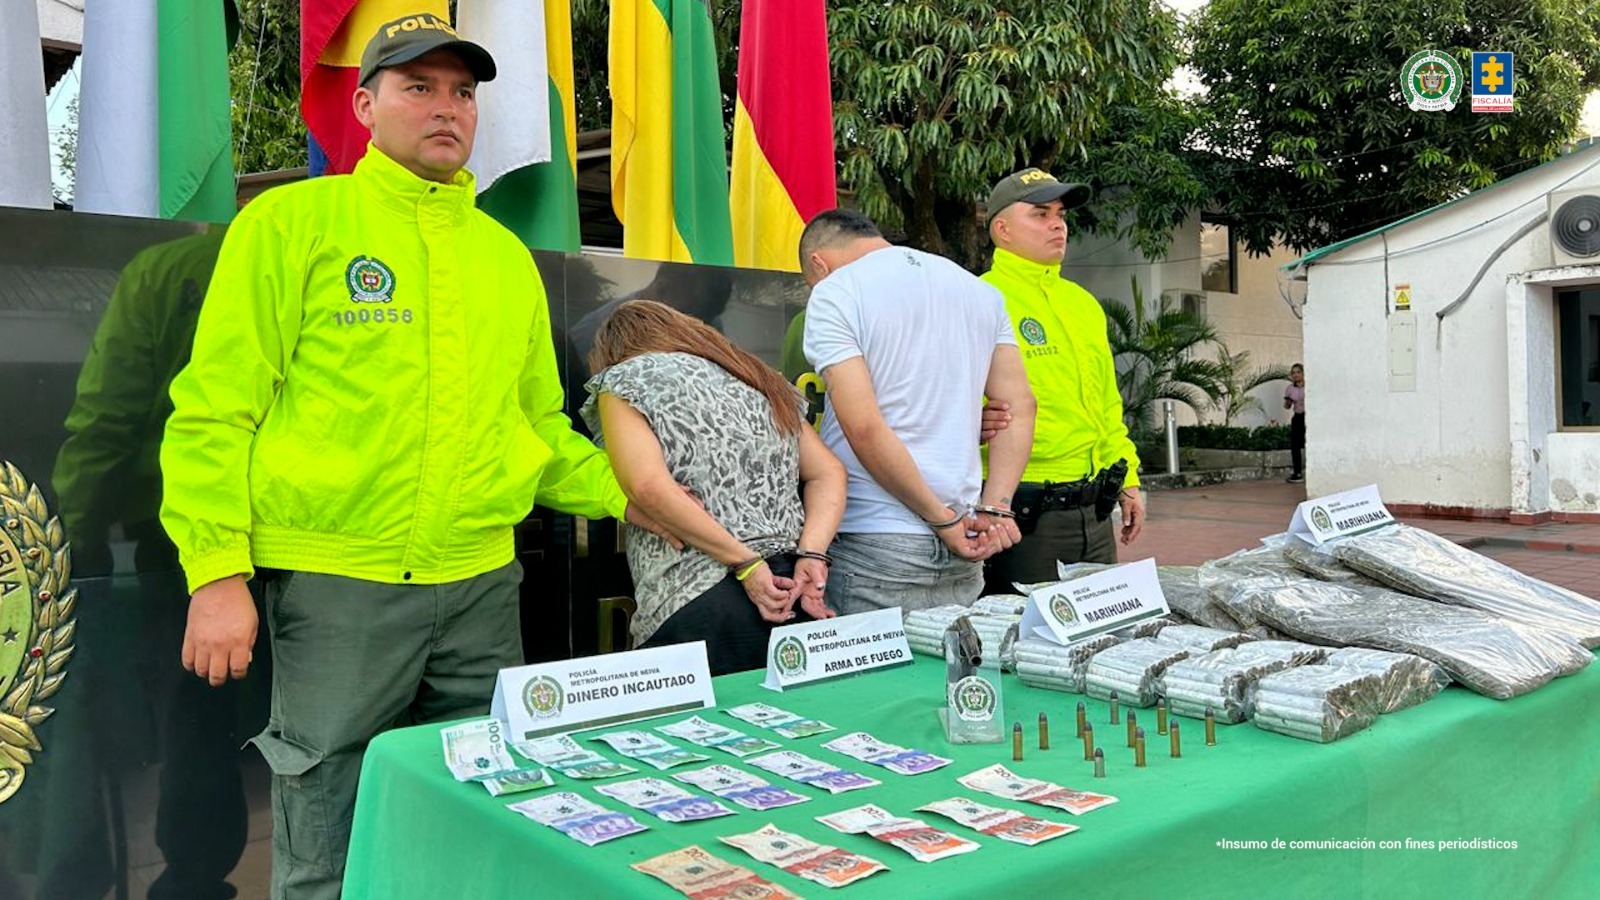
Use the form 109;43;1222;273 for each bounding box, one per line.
985;168;1093;227
358;12;497;87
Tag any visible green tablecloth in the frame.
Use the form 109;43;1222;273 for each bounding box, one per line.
343;655;1600;899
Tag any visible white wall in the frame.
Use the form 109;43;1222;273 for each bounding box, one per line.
1208;240;1304;427
38;0;81;48
1065;212;1303;428
1301;146;1600;510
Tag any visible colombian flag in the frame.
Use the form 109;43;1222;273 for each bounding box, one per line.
731;0;835;272
301;0;446;176
468;0;582;251
610;0;734;265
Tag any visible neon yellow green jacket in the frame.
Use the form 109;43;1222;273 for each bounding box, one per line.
981;248;1141;487
160;146;626;593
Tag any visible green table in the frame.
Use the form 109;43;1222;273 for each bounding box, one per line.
343;655;1600;899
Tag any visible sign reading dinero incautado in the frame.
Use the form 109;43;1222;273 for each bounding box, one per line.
1402;50;1464;112
490;643;714;740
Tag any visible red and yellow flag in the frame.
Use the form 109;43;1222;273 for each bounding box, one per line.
301;0;445;176
730;0;835;271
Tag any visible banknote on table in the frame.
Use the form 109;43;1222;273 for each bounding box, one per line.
956;764;1118;815
723;702;836;739
511;734;639;780
747;750;880;794
821;732;953;776
594;777;737;823
815;804;980;862
507;792;648;846
658;716;781;757
916;798;1078;845
591;730;711;770
440;719;519;782
721;823;888;888
674;765;813;811
632;846;799;900
481;767;556;797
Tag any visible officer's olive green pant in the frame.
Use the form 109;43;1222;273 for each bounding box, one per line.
984;506;1118;595
250;562;523;900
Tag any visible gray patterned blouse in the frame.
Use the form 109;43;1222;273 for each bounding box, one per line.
582;352;805;643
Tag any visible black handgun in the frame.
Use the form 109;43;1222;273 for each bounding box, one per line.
1092;458;1130;522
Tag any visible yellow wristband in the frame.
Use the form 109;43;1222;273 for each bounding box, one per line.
734;558;767;582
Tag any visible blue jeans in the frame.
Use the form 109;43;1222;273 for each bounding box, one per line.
824;532;983;616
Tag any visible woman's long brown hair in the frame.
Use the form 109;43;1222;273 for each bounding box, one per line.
588;299;804;435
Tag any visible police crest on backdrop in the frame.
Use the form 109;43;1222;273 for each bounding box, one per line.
0;462;78;804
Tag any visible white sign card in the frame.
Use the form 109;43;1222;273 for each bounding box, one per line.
1287;484;1395;545
490;642;715;741
761;608;912;692
1020;557;1169;645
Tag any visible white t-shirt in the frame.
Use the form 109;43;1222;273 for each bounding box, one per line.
804;245;1016;534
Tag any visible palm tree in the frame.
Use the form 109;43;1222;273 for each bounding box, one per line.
1101;277;1229;430
1211;348;1292;425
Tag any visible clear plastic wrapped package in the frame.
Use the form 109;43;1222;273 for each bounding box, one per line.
1253;666;1384;743
1111;616;1179;640
1084;638;1192;707
971;595;1030;617
1330;524;1600;649
1156;624;1257;653
1281;538;1376;585
903;607;1019;671
1324;647;1451;713
1199;542;1305;638
1013;635;1124;694
1157;565;1243;631
1157;641;1325;723
1228;577;1591;700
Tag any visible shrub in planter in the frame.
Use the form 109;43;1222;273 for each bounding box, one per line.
1177;424;1290;451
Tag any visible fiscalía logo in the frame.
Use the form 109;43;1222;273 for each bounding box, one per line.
952;675;997;722
1401;50;1463;112
1018;317;1049;346
522;675;564;719
345;255;396;303
1311;506;1334;533
1470;51;1514;114
0;462;78;805
773;636;807;677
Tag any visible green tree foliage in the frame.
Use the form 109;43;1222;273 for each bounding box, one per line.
1189;0;1600;254
230;0;305;173
828;0;1193;270
1210;349;1291;426
1102;277;1229;430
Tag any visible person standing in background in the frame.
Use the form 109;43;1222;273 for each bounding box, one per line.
1285;363;1306;483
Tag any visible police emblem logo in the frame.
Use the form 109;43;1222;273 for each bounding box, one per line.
0;462;78;804
1311;506;1334;534
1049;595;1078;625
1401;50;1464;112
773;636;807;677
522;675;564;719
1018;317;1048;346
953;675;997;722
345;255;397;303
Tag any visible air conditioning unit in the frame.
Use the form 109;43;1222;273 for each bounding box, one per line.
1163;289;1207;320
1548;189;1600;267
